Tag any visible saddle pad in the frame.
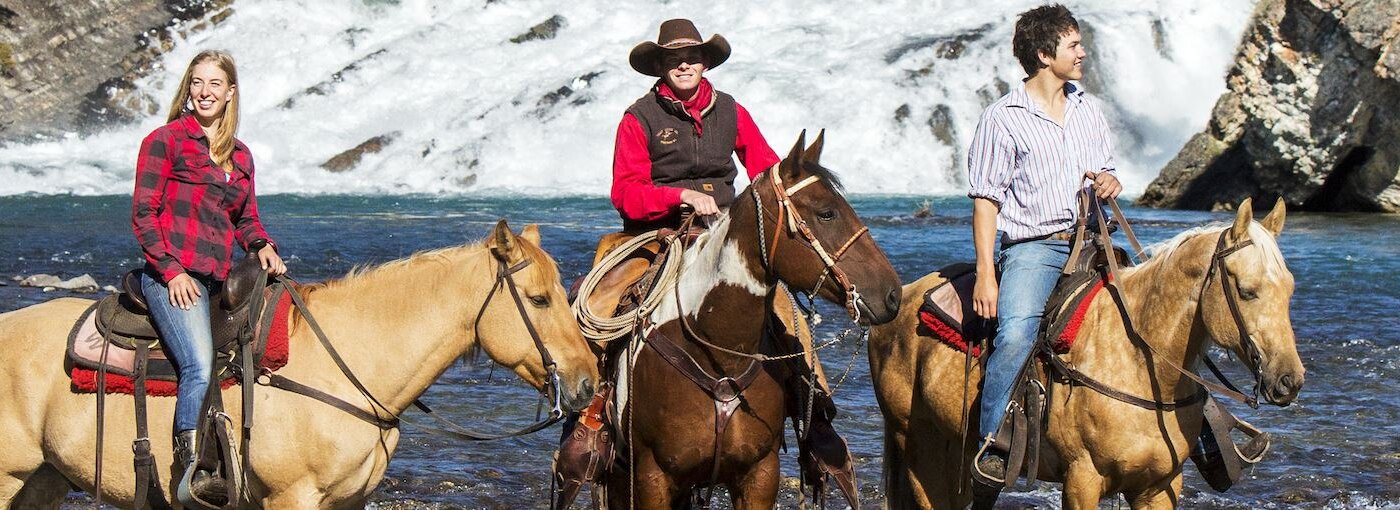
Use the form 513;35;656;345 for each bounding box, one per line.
66;291;293;396
917;263;1105;356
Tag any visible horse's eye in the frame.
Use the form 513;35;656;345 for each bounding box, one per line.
529;295;550;307
816;209;836;221
1238;287;1258;301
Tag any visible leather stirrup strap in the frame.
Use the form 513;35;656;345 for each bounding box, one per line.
131;342;169;510
1021;379;1045;487
94;328;110;510
1002;403;1028;490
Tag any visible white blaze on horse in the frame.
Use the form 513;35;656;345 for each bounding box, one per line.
871;198;1305;509
0;221;598;509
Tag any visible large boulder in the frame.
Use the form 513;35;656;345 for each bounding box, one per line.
0;0;233;141
1140;0;1400;212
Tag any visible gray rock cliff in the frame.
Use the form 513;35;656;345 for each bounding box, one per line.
1140;0;1400;212
0;0;232;141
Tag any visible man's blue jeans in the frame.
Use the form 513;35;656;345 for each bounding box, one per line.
978;239;1071;439
140;270;219;433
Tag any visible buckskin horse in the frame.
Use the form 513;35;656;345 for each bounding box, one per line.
603;132;902;509
0;221;599;509
869;198;1305;509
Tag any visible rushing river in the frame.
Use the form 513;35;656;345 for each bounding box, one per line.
0;194;1393;509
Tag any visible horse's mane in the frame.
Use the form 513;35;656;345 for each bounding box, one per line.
297;239;491;295
801;160;845;192
1129;222;1286;276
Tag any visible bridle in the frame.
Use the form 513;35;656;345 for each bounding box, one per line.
262;253;568;441
1198;230;1266;407
750;164;872;323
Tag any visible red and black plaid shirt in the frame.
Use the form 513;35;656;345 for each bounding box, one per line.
132;114;274;283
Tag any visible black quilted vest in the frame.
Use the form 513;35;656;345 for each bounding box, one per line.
624;87;739;232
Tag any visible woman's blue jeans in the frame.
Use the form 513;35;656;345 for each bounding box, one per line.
140;270;219;434
978;239;1071;439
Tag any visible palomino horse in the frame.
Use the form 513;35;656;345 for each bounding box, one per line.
606;132;903;509
870;198;1305;509
0;221;599;509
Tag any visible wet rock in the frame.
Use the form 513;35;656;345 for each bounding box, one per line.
0;0;235;140
280;49;389;109
893;103;911;123
533;70;604;116
321;132;401;173
510;15;566;44
913;199;933;218
1141;0;1400;212
20;273;99;293
885;24;991;64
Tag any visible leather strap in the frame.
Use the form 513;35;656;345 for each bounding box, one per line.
260;374;398;429
131;341;170;510
644;328;760;507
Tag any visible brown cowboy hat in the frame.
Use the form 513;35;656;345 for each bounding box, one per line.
628;19;731;77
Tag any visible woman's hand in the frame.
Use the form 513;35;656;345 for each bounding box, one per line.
679;189;720;217
167;273;202;311
258;244;287;276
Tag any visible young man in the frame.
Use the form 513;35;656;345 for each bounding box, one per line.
965;3;1122;497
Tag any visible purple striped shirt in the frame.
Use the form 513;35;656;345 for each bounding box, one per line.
966;82;1116;242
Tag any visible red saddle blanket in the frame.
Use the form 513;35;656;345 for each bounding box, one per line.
917;264;1104;357
67;292;293;396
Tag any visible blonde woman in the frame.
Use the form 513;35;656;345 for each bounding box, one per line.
130;50;285;503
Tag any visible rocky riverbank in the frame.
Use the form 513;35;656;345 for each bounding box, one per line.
1140;0;1400;212
0;0;232;141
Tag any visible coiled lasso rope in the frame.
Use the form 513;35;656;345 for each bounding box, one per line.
570;230;686;343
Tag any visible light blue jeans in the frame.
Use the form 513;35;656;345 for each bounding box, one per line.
978;239;1071;439
140;270;218;433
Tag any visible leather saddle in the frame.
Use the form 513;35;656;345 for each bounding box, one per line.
67;254;277;381
918;243;1127;354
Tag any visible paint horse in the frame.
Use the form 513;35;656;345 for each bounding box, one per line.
0;221;599;509
605;132;903;509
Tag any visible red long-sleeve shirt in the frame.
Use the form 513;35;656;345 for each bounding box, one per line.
610;80;781;223
132;114;274;283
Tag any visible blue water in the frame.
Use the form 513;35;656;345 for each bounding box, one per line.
1;194;1395;509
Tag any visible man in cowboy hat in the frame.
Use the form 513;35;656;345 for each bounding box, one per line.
611;18;777;231
577;17;860;504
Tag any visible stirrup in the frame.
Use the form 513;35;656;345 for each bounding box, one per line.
969;436;1007;510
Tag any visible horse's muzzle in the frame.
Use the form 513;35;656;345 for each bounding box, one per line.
855;288;901;326
564;377;595;412
1262;371;1304;407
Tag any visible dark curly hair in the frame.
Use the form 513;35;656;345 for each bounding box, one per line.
1012;4;1080;77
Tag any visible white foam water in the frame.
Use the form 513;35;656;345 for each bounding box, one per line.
0;0;1253;196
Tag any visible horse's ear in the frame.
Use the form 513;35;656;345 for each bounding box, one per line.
489;219;518;261
780;130;807;181
1260;197;1286;238
802;129;825;166
520;224;542;246
1229;197;1254;243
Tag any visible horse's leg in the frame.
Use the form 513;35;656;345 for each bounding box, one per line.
728;452;779;510
1061;461;1107;510
258;482;325;510
608;449;680;510
1123;475;1184;510
0;444;44;507
9;464;70;510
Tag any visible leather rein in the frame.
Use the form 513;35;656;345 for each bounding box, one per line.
755;166;870;323
1043;191;1265;411
260;256;567;440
